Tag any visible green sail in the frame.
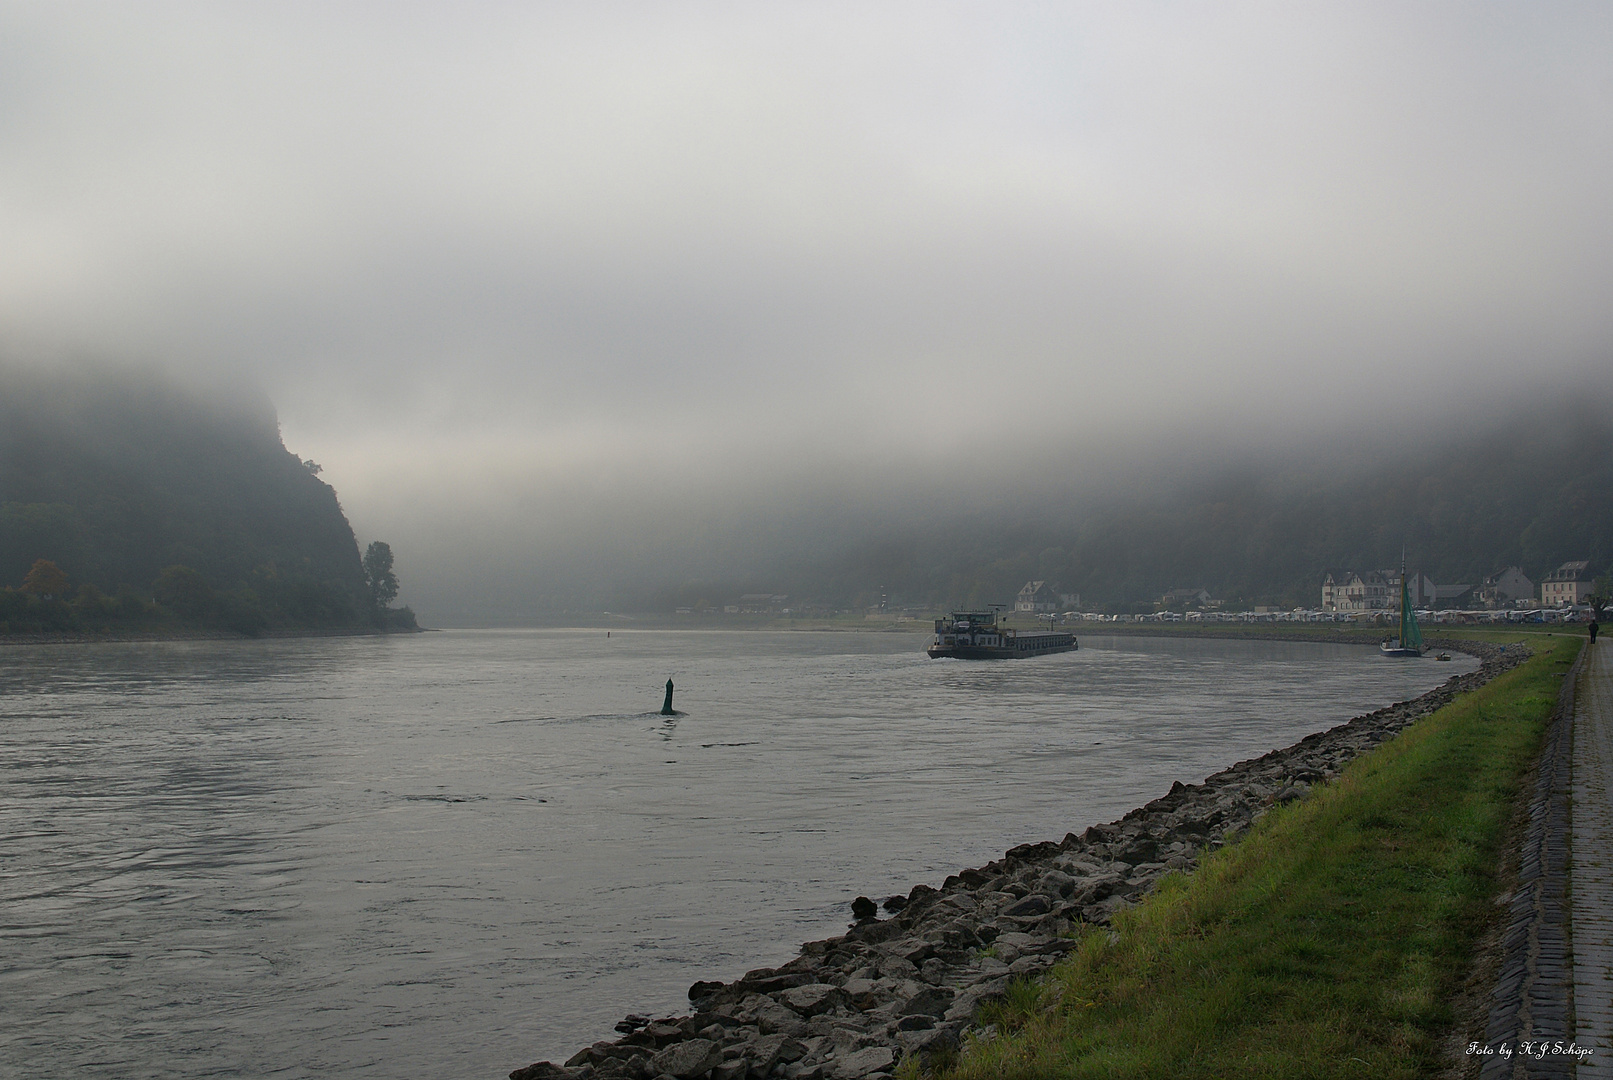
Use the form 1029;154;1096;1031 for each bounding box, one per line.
1400;576;1423;651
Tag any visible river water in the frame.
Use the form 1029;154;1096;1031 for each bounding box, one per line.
0;629;1475;1079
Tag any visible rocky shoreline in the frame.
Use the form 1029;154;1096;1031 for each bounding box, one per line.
513;640;1527;1080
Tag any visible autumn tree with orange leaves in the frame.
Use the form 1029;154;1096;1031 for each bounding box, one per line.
20;558;69;599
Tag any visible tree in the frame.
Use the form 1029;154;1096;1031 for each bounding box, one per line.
1590;573;1612;621
153;565;215;619
21;558;69;598
363;541;399;610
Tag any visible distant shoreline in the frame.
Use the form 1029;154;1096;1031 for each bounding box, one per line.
414;617;1571;648
9;619;1567;650
0;625;427;646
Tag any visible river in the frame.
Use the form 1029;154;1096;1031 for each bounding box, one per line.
0;629;1475;1078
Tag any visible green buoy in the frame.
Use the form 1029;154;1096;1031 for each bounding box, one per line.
661;679;675;716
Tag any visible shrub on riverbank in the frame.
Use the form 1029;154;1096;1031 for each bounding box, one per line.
927;634;1578;1080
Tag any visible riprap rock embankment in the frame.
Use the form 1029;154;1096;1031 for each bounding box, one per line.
514;641;1523;1080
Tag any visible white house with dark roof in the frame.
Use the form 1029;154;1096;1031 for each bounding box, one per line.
1323;568;1439;610
1015;581;1061;613
1541;561;1595;607
1322;570;1393;611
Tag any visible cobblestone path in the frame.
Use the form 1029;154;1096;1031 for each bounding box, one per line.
1576;641;1613;1075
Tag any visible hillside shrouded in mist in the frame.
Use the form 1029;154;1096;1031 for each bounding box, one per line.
364;401;1613;622
0;364;388;631
8;361;1605;625
2;5;1611;621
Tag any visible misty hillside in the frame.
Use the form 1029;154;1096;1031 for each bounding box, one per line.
969;417;1610;610
647;411;1613;614
0;364;371;621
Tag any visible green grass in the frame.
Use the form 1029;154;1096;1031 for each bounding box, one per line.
920;633;1581;1080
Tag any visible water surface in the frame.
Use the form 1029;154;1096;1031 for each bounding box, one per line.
0;629;1475;1078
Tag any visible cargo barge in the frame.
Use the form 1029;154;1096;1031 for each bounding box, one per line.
926;610;1078;660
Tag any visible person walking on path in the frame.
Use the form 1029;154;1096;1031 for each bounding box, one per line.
1592;618;1600;644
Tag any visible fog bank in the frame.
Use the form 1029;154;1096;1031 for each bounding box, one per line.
3;5;1610;621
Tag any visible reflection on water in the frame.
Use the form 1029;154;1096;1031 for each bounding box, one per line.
0;630;1476;1077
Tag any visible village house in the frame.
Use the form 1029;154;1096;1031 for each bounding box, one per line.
1321;570;1392;611
1432;581;1476;609
1475;566;1535;609
1541;561;1596;607
1159;587;1215;609
1015;581;1062;613
1320;569;1350;610
1322;569;1440;611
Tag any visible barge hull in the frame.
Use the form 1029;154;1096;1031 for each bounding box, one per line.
926;642;1078;660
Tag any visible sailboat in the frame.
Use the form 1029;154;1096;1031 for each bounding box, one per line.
1380;561;1426;657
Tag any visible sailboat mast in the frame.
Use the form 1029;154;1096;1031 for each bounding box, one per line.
1402;576;1411;643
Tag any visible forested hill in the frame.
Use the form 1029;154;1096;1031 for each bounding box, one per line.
0;364;397;633
657;408;1613;614
998;411;1613;610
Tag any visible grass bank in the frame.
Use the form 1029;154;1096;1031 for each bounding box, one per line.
924;633;1581;1080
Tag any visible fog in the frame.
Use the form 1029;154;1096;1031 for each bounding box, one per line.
3;4;1611;622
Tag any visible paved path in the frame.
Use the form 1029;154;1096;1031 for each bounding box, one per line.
1576;641;1613;1075
1480;640;1583;1079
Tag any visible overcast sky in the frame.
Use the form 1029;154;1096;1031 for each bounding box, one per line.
3;3;1611;617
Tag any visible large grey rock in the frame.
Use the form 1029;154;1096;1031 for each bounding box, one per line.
649;1038;723;1079
509;1062;579;1080
839;978;882;1011
689;979;726;1004
1001;894;1051;917
779;983;845;1016
566;1041;623;1067
830;1046;895;1078
827;1026;874;1058
733;970;816;996
1070;873;1126;906
1082;894;1133;922
944;977;1009;1023
1009;954;1051;976
846;918;906;946
878;977;928;1005
755;1001;809;1037
898;941;933;966
1037;870;1076;896
795;1034;831;1060
896;1023;961;1059
746;1033;806;1074
898;986;954;1017
643;1021;686;1044
992;932;1040;951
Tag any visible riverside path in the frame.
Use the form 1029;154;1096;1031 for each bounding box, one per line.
1576;639;1613;1075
